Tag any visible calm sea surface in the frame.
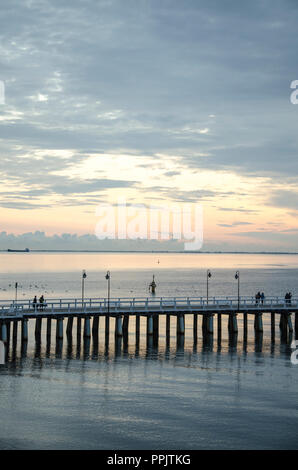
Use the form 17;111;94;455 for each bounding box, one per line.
0;252;297;450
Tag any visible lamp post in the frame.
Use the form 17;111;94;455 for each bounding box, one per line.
82;270;87;307
207;270;212;305
105;271;110;314
235;271;240;310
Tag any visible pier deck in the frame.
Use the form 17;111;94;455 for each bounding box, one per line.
0;295;297;320
0;296;297;347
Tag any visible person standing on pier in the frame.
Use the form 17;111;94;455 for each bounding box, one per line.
286;292;292;305
33;295;37;311
261;292;265;305
39;295;44;311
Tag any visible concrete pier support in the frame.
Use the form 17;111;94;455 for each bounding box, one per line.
229;314;238;334
176;333;185;351
77;317;82;341
147;315;153;336
177;314;185;335
254;313;263;333
21;319;28;341
166;314;171;337
288;313;293;333
135;315;140;338
217;313;222;337
83;317;91;338
1;323;7;343
56;318;64;340
233;314;238;333
279;313;288;332
92;316;99;341
153;315;159;338
66;317;74;338
35;318;42;341
271;313;275;341
115;315;123;337
202;314;207;334
243;313;247;340
193;314;197;341
206;314;214;334
13;321;18;342
122;315;129;336
105;316;110;337
46;318;52;338
114;336;122;355
6;322;11;346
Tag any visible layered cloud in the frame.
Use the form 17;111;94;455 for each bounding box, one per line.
0;0;297;249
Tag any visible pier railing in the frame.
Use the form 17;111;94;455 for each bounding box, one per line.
0;295;297;317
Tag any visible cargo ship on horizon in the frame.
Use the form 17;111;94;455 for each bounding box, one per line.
7;248;30;252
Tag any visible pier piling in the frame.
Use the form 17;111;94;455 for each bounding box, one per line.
217;313;222;336
56;318;64;340
77;317;82;342
35;318;42;342
206;314;214;334
21;319;28;342
254;313;263;333
147;315;153;336
13;320;18;342
66;317;74;338
271;313;275;341
135;315;140;338
228;314;238;334
105;315;110;337
193;314;197;341
84;317;91;338
92;316;99;341
177;314;185;335
46;318;52;338
1;323;7;343
115;315;123;337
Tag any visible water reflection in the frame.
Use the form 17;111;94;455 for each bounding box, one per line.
1;322;296;373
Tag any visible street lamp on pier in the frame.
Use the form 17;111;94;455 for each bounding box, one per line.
82;270;87;307
235;271;240;310
105;271;110;314
207;270;212;305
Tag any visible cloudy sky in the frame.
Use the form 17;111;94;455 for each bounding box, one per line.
0;0;298;251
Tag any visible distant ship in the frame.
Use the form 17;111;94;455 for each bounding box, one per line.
7;248;30;252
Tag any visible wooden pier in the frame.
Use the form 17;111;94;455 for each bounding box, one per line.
0;296;297;352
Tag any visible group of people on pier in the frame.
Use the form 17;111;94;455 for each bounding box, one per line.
255;292;265;304
32;295;45;311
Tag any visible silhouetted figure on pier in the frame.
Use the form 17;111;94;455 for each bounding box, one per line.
32;295;37;310
261;292;265;305
39;295;45;311
255;292;261;304
285;292;292;305
149;275;156;295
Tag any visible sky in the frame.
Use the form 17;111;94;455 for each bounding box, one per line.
0;0;298;251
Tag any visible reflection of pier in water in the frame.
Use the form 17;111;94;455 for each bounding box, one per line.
0;295;297;362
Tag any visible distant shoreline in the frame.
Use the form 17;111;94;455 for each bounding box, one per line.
1;250;298;255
